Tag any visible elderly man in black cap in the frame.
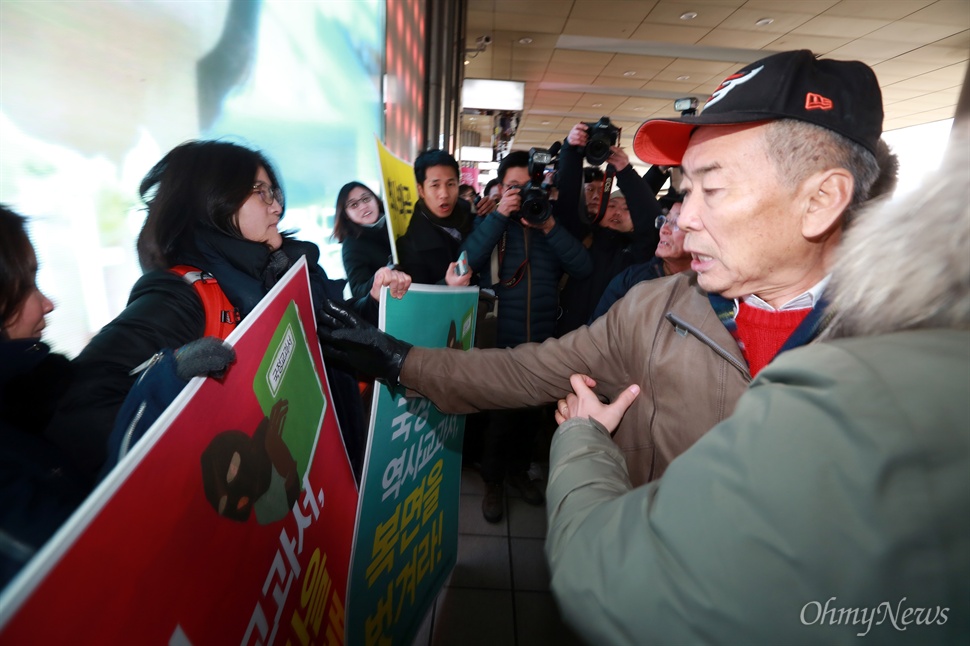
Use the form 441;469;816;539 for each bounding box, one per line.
319;50;896;487
540;125;969;646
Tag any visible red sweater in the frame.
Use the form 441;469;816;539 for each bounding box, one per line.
735;301;812;376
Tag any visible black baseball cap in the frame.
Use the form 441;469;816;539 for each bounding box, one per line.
633;50;883;166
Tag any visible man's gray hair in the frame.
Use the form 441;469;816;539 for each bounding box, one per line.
823;151;970;338
762;119;881;225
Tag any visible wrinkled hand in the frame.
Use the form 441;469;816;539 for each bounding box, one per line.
174;336;236;381
370;266;412;301
567;122;588;147
497;186;521;218
445;262;472;286
554;374;640;434
317;299;412;385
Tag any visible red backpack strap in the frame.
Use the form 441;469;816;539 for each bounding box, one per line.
169;265;241;340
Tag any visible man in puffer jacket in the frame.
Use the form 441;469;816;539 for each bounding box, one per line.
460;150;591;522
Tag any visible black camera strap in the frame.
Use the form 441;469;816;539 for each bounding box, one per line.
591;165;616;225
497;229;529;289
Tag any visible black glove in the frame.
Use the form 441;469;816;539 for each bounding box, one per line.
317;299;412;386
174;336;236;381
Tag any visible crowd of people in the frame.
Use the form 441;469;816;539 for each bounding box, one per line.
2;47;967;643
316;49;968;643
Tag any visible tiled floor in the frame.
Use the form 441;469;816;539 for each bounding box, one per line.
410;466;586;646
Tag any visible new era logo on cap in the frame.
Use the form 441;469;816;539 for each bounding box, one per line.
805;93;834;110
632;50;883;167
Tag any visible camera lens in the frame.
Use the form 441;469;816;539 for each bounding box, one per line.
583;117;618;165
520;186;551;223
586;138;611;165
524;200;544;217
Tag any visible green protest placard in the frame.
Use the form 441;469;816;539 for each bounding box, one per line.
346;285;478;645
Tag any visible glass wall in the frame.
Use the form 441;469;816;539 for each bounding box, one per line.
1;0;386;357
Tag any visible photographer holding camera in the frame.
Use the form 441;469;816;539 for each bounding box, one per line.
554;120;666;336
458;150;592;522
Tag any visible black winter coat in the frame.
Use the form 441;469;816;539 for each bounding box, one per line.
554;144;664;337
1;339;86;587
340;219;392;299
396;200;473;285
462;213;592;349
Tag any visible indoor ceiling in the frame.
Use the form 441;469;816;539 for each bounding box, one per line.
461;0;969;160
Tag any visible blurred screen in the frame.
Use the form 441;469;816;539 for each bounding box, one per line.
1;0;385;356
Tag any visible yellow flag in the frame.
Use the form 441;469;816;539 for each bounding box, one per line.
375;136;417;264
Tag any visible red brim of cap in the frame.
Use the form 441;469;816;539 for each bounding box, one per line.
633;120;695;166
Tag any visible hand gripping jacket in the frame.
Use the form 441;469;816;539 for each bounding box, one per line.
169;265;241;340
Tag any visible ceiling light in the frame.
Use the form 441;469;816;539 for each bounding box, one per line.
755;17;774;26
680;11;698;21
633;107;645;111
541;120;550;125
676;75;691;81
464;59;469;65
518;37;533;45
623;70;637;77
592;103;603;107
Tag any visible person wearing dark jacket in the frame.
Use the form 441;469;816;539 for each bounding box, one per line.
396;149;474;287
590;188;691;322
43;141;380;483
459;150;592;522
332;181;411;301
555;123;664;336
463;151;593;347
0;205;86;589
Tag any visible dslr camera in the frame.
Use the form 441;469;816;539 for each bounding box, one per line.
582;116;620;165
513;146;559;225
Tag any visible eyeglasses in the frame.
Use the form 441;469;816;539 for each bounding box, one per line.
655;214;679;231
252;182;283;206
346;194;374;211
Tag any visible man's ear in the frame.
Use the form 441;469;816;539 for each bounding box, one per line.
801;168;854;239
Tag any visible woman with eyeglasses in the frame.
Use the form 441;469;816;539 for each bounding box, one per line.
332;181;411;301
44;140;375;483
588;189;691;322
